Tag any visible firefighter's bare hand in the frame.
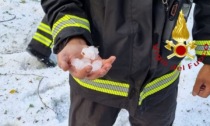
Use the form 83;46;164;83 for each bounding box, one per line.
57;37;116;80
192;64;210;98
57;37;88;71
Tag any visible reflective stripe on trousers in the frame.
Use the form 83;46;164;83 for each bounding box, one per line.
73;69;180;105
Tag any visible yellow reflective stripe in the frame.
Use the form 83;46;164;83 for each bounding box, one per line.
52;15;90;40
73;77;129;97
53;15;89;30
53;23;89;39
196;50;210;56
195;40;210;56
139;70;180;105
32;32;52;47
195;40;210;46
38;23;52;35
49;43;53;48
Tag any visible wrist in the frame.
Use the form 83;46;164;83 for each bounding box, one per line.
67;37;87;47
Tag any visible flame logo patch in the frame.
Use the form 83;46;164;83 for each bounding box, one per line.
165;10;196;59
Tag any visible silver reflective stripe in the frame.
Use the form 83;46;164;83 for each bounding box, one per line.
196;45;210;51
139;70;180;105
81;79;129;92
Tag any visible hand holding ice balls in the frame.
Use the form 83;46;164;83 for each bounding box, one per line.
57;37;116;80
71;46;103;72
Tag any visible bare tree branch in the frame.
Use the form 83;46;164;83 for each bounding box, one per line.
0;15;16;23
0;73;48;78
37;77;58;115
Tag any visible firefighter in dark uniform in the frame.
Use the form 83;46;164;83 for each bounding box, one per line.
27;0;210;125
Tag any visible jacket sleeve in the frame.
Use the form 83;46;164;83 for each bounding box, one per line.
193;0;210;64
41;0;92;54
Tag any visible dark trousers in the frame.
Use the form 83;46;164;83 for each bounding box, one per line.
69;83;178;126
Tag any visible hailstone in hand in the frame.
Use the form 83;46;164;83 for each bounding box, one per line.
81;46;99;60
91;60;103;71
71;58;91;70
71;46;102;71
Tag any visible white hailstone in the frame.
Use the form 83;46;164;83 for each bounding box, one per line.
81;58;91;66
91;60;102;71
81;46;99;60
72;46;103;71
71;58;91;70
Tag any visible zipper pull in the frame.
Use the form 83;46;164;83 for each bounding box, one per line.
162;0;169;11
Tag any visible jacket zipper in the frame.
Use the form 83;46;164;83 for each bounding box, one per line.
162;0;169;11
138;0;170;102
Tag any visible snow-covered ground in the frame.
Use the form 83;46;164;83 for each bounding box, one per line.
0;0;209;126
